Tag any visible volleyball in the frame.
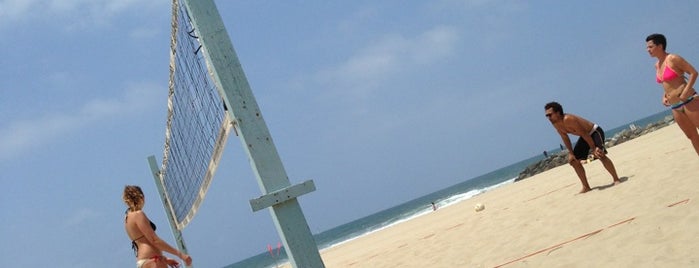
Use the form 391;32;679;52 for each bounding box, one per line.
474;203;485;212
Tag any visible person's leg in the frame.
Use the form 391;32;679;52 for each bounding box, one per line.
571;137;592;193
679;100;699;156
569;159;591;193
591;128;621;184
598;156;620;184
672;107;699;156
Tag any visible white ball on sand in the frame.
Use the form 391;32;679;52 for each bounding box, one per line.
474;203;485;212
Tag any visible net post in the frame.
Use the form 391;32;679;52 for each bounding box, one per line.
180;1;325;267
249;180;317;212
148;155;193;268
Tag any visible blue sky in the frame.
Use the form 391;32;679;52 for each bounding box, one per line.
1;1;697;267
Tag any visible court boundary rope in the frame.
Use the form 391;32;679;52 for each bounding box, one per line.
493;217;636;267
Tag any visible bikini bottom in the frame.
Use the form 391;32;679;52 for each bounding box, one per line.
136;255;162;268
671;94;698;111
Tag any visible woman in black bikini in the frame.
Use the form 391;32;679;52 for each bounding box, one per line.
646;33;699;156
123;185;192;268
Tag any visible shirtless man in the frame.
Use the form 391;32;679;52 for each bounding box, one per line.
545;102;621;193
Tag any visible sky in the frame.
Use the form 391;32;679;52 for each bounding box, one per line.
1;0;698;267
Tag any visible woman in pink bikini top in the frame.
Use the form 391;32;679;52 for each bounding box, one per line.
656;64;680;84
646;33;699;156
647;33;697;107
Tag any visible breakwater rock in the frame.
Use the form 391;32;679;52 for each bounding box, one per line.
516;115;675;182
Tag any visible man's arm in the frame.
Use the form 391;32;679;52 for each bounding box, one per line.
557;130;574;153
581;133;598;150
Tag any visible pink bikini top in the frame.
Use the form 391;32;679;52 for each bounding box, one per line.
657;65;680;83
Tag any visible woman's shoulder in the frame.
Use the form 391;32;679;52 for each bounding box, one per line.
667;54;692;70
667;53;686;63
127;210;148;221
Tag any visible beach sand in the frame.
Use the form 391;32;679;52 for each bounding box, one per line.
287;123;699;267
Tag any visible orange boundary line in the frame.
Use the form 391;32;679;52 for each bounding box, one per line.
493;217;635;268
445;223;464;231
667;198;690;207
525;183;576;202
664;147;687;154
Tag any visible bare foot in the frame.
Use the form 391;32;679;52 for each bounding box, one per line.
579;187;591;194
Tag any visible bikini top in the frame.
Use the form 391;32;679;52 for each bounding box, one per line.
126;213;157;256
130;221;156;256
130;220;157;242
657;65;680;83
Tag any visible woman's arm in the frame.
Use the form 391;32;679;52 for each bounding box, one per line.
134;212;192;265
671;54;698;99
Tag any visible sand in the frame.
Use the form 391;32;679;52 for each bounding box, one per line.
285;123;699;267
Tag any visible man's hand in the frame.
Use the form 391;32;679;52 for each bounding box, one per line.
593;147;605;158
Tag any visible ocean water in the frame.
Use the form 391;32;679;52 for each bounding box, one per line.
225;109;673;268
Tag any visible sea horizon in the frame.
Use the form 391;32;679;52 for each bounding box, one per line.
225;109;673;268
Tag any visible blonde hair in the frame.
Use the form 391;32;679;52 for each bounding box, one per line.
123;185;145;212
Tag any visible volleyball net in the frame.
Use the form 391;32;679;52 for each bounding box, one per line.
155;0;232;230
149;0;325;266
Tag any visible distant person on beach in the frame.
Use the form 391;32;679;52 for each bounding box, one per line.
123;185;192;268
646;33;699;156
543;151;549;158
544;102;621;193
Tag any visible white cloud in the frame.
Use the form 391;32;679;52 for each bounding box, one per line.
430;0;527;49
0;83;162;161
411;26;459;64
0;0;166;29
315;25;459;100
0;0;37;21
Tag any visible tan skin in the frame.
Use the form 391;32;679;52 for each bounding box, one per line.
546;109;621;193
125;196;192;268
646;40;699;156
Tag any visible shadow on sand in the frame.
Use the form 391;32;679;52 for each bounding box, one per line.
594;176;630;191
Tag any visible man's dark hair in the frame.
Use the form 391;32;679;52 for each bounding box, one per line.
545;101;564;115
646;33;667;51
